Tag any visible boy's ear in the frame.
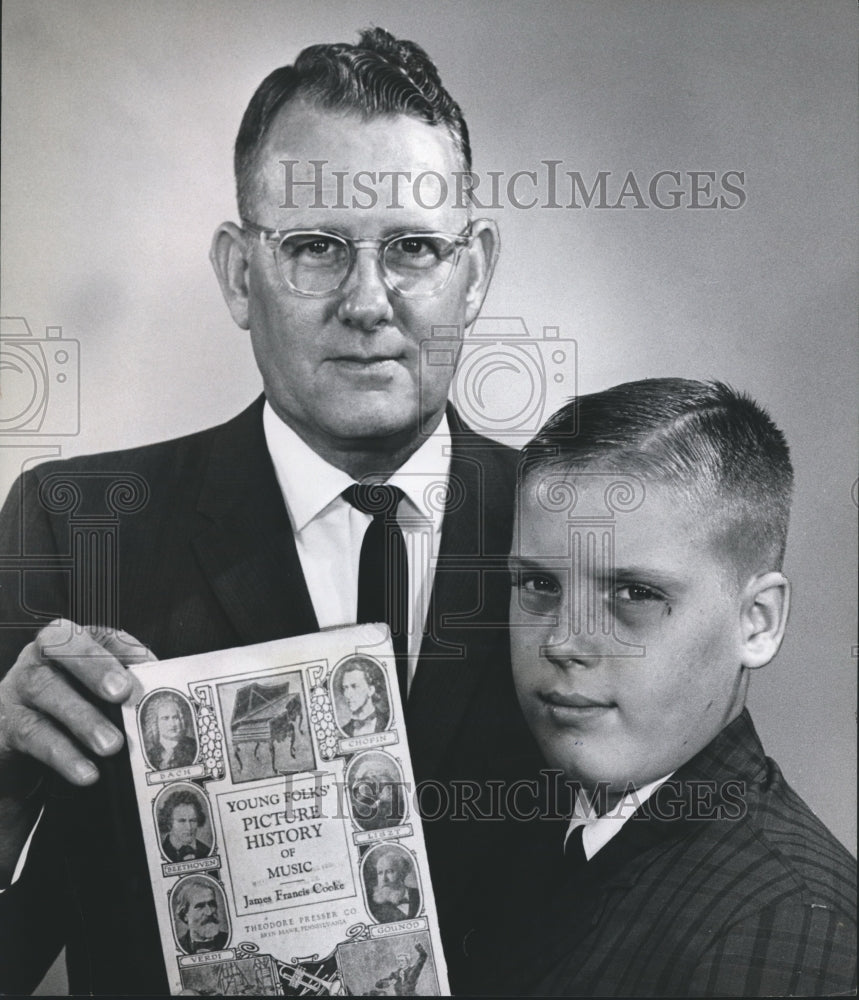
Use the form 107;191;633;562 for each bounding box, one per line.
739;571;790;669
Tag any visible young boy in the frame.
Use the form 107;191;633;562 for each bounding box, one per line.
462;379;856;997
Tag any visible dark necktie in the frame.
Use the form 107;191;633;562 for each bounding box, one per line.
343;484;409;702
563;823;588;874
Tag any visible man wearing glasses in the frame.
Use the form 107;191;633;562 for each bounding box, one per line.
0;28;538;994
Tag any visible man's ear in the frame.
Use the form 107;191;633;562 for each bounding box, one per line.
463;218;500;327
210;222;251;330
739;571;790;669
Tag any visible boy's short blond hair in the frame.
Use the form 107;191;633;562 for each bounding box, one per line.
518;378;793;579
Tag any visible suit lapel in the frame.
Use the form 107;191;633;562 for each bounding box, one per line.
406;410;516;779
406;448;483;775
477;785;694;988
507;712;767;981
191;397;318;646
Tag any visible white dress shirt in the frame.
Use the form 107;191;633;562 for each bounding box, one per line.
263;402;451;690
564;774;674;861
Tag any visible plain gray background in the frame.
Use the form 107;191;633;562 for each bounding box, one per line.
1;1;856;992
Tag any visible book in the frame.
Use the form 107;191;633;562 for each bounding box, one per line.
122;623;448;996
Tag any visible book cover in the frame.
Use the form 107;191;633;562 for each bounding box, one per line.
121;623;448;996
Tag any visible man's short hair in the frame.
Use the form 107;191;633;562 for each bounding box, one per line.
337;655;385;698
157;788;206;835
234;26;471;217
518;378;794;578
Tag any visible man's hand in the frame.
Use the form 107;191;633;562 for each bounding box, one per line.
0;618;156;788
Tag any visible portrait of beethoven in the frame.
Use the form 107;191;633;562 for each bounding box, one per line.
155;783;214;863
140;690;198;771
346;751;408;831
171;875;230;955
331;655;391;738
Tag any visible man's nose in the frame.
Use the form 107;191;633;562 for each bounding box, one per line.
336;247;394;331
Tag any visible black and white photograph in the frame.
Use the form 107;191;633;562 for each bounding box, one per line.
0;2;855;996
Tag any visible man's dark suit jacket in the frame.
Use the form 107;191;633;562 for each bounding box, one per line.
0;397;540;995
177;928;228;955
144;734;198;770
160;837;212;863
341;709;388;737
463;710;857;997
377;942;428;995
368;885;421;924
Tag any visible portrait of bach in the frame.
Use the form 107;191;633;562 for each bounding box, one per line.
0;25;540;996
142;692;198;771
335;656;390;737
156;788;213;863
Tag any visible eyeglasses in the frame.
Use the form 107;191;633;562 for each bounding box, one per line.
241;220;475;298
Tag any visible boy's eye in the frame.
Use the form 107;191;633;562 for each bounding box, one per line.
514;572;561;597
615;583;661;603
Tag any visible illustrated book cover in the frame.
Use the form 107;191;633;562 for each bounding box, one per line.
121;623;448;996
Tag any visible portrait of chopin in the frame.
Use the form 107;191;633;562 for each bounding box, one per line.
333;656;390;737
